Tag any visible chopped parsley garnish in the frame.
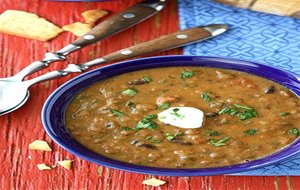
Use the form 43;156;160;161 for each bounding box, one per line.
218;104;257;120
234;104;253;110
144;114;157;120
146;136;153;140
244;129;257;135
170;108;185;119
208;131;220;136
146;136;161;143
175;132;184;137
209;136;230;147
158;102;171;110
238;110;257;120
218;107;239;116
135;114;158;130
110;109;125;117
142;76;152;83
181;70;194;79
200;92;214;102
280;112;289;116
122;127;133;131
288;128;300;137
165;132;184;141
166;133;175;141
122;88;138;97
152;140;161;143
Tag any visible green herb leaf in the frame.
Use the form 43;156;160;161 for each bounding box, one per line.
200;92;214;102
170;108;185;119
238;109;257;120
142;76;152;83
288;128;300;137
209;136;230;147
244;129;257;135
158;102;171;110
135;114;158;130
234;104;253;110
166;133;175;141
144;114;157;120
135;122;157;130
218;105;257;120
280;112;289;116
146;136;153;140
122;127;133;131
122;88;138;97
208;131;220;136
175;132;184;137
110;109;125;117
218;106;239;115
218;107;232;115
181;70;194;79
146;136;161;143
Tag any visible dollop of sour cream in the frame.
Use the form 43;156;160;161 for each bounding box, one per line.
158;107;204;129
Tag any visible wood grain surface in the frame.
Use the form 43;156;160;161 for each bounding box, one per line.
0;0;299;189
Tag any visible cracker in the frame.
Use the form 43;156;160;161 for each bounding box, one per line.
29;140;52;151
57;160;73;170
37;164;52;170
0;10;63;41
62;22;93;37
82;9;108;24
142;178;166;187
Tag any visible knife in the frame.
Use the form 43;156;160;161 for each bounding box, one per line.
6;0;167;81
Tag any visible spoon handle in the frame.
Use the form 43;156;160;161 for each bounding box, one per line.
81;24;228;68
24;24;228;87
9;0;166;81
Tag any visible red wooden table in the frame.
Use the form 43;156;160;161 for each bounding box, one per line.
1;1;300;189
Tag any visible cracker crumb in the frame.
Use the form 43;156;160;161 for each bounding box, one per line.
82;9;108;24
57;160;73;170
142;178;166;187
62;22;93;36
37;164;52;170
29;140;52;151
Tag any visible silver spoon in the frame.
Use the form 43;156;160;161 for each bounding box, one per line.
0;24;228;115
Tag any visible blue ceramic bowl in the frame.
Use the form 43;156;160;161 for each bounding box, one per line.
42;55;300;176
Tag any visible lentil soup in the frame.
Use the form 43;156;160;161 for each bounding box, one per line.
65;67;300;168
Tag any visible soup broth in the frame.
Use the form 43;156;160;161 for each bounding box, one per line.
65;67;300;168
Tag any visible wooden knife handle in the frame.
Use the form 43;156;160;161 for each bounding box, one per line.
71;0;165;47
102;27;212;62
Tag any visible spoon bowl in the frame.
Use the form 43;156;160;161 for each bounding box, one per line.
0;80;30;115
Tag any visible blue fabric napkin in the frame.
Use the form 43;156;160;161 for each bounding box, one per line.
178;0;300;176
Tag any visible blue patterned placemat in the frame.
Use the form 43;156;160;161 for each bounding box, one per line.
178;0;300;176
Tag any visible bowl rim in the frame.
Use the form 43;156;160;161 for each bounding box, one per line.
41;55;300;176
